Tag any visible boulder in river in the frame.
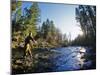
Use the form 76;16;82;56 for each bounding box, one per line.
80;47;86;53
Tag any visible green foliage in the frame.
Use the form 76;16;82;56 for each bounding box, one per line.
11;3;96;74
22;3;40;36
36;19;69;48
12;0;22;11
12;2;41;50
74;5;96;47
12;1;40;38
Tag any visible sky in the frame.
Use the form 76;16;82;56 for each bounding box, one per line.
22;1;82;40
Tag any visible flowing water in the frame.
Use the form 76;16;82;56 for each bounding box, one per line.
41;46;94;72
12;46;95;74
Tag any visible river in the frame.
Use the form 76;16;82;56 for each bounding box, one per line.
12;46;96;74
35;46;95;72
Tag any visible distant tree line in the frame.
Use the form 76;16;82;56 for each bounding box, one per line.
12;1;96;49
36;19;71;48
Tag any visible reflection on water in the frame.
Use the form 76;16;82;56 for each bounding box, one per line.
12;46;95;74
48;46;94;71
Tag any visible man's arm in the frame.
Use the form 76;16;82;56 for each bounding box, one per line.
30;37;37;44
32;38;37;44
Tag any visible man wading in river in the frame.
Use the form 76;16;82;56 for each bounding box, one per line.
24;32;36;59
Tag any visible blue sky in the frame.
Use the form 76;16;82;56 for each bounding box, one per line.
21;2;82;40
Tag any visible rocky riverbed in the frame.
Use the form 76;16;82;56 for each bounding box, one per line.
12;46;96;74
